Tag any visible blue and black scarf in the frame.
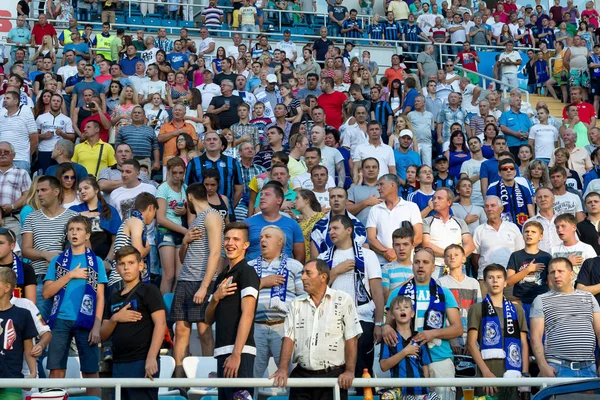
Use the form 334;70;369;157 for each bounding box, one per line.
495;180;529;230
12;253;23;286
130;210;150;284
254;253;289;312
48;247;100;330
480;295;522;378
398;278;446;334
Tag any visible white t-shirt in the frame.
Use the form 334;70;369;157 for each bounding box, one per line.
313;189;330;208
449;23;467;43
461;84;479;114
553;192;584;217
459;158;485;207
529;123;559;159
199;37;215;56
276;40;297;60
292;172;335;191
198;82;222;111
319;146;344;179
140;80;167;101
341;123;368;158
352;142;396;178
473;221;525;279
552;241;598;283
318;246;381;322
226;45;239;59
109;182;157;220
36;112;74;152
141;47;159;66
498;51;522;75
56;65;78;83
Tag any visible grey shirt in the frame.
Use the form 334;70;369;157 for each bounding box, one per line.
347;183;379;226
417;51;438;79
296;87;323;100
179;208;223;282
407;110;435;143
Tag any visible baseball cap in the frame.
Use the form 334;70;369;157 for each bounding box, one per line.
525;4;533;9
399;129;413;138
266;74;278;83
434;154;448;163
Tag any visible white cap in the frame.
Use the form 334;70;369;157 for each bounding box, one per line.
266;74;278;83
399;129;413;138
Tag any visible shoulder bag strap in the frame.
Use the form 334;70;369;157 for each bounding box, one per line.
95;144;105;177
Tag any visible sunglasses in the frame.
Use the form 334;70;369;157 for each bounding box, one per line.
62;175;76;181
0;228;16;242
500;166;515;172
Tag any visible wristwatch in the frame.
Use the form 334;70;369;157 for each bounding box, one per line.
375;322;385;327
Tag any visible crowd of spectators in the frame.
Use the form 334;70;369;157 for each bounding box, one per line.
3;0;600;400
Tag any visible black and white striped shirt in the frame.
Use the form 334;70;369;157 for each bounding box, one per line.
107;223;132;287
179;209;222;282
531;290;600;361
23;209;78;276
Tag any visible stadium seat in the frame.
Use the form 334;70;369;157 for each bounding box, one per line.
199;397;218;400
266;397;288;400
179;20;194;28
258;358;287;397
182;356;218;397
126;16;143;27
163;18;178;34
163;293;174;316
145;16;162;32
159;396;187;400
41;357;86;396
159;355;180;396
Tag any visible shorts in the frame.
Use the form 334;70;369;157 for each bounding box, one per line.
170;280;215;322
569;69;590;89
157;228;183;248
591;80;600;96
47;318;100;373
255;6;263;17
552;72;568;85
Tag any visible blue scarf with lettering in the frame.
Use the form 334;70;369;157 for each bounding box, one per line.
130;210;150;284
48;247;100;330
398;278;446;334
495;181;529;230
12;253;23;285
253;253;289;312
480;295;522;378
321;239;371;306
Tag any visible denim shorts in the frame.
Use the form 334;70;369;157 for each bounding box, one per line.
548;360;597;378
46;318;99;373
157;228;183;249
113;359;159;400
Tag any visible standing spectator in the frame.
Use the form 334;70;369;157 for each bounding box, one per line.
171;182;223;376
531;257;600;378
201;0;224;28
551;129;593;178
416;46;438;89
408;94;434;166
382;11;401;42
100;246;166;399
205;222;260;400
36;94;75;173
436;92;467;149
578;192;600;254
327;0;349;38
270;258;362;399
0;91;38;173
312;27;333;64
0;142;31;239
317;77;347;129
498;41;522;90
198;28;216;60
346;157;380;226
108;159;157;220
7;17;31;60
72;120;117;178
472;196;525;283
353;121;396;181
310;126;345;184
529;187;562;253
115;106;160;172
341;10;364;39
158;104;197;168
459;137;485;207
499;92;532;159
550;166;585;221
564;36;592;100
551;213;597;282
31;13;58;48
382;248;463;400
381;226;415;299
562;86;597;128
457;41;480;84
208;80;243;129
248;225;304;379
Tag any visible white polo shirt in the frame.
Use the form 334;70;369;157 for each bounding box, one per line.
473;220;525;279
353;142;396;178
366;198;423;263
498;50;521;75
423;215;471;267
36;111;74;152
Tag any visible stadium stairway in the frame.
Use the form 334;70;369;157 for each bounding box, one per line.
527;94;565;120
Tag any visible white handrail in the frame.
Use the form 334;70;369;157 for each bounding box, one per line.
0;377;590;400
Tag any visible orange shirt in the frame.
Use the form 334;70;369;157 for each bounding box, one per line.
385;66;404;89
158;121;197;163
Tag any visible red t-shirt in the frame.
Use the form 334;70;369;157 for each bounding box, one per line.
457;50;478;72
503;3;517;14
562;101;597;125
31;23;57;45
317;91;347;129
385;66;404;89
82;113;111;143
492;11;509;24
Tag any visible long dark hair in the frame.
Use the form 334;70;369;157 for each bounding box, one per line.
176;132;195;155
105;80;124;97
35;89;52;119
79;176;113;221
390;79;403;99
204;113;221;131
189;88;203;109
55;162;78;189
449;130;468;152
297;189;322;212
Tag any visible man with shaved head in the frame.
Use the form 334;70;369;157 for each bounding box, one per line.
248;225;304;381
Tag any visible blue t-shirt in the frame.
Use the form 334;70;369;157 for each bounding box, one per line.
45;162;89;181
45;253;108;321
73;80;105;107
499;110;533;147
480;158;521;186
64;42;90;63
386;284;458;362
402;88;418;113
167;52;189;72
407;190;434;217
394;150;421;182
244;214;304;260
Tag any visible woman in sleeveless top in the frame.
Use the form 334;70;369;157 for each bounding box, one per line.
444;131;471;178
203;169;230;223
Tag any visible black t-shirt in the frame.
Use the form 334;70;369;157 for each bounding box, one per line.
313;38;332;61
213;259;260;356
577;219;600;255
213;72;237;86
0;305;37;378
34;73;64;92
576;257;600;305
18;0;30;16
507;249;552;304
209;95;243;129
103;283;166;363
524;61;536;85
0;262;36;300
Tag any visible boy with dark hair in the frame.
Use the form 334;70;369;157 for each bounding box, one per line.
506;220;552;322
467;264;529;399
382;226;415;300
0;229;35;302
551;213;597;283
0;269;37;400
101;246;167;400
43;215;108;397
433;155;457;193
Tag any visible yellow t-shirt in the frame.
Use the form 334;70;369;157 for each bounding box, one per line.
287;157;307;180
388;0;409;20
553;49;565;75
239;6;257;26
72;140;117;177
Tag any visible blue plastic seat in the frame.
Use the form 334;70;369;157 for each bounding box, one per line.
159;396;187;400
163;18;178;33
178;20;194;28
163;293;174;316
125;15;143;27
145;16;162;31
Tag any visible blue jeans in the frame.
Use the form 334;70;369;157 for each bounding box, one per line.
328;23;342;37
36;276;52;321
13;160;30;174
548;360;597;378
113;359;160;400
47;318;100;373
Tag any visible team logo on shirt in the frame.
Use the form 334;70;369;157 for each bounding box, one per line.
427;310;443;329
483;321;501;346
507;342;522;368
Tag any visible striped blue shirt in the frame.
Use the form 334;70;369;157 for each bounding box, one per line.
310;211;367;254
342;19;363;39
383;21;401;41
403;23;422;42
247;255;304;322
185;154;243;206
115;124;159;158
371;100;393;131
382;261;413;291
367;23;384;42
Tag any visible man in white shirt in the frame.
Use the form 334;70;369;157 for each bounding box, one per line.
550;166;586;222
139;64;167;106
460;136;486;206
310;126;345;185
128;61;149;96
226;33;242;59
352;121;395;182
292;147;335;191
0;91;37;172
498;41;522;89
198;28;216;59
109;159;157;220
36;94;75;174
529;187;562;253
552;213;597;283
56;50;78;83
140;36;159;67
197;70;222;112
275;30;297;63
366;174;423;264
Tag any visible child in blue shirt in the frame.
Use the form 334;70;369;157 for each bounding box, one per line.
534;51;549;94
380;295;435;398
43;215;108;398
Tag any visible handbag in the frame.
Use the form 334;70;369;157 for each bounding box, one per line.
453;354;478;378
27;388;69;399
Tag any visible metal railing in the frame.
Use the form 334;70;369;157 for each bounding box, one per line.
0;377;590;400
453;64;530;104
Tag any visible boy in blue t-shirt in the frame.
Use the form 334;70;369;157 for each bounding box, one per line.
43;215;108;398
380;295;434;397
